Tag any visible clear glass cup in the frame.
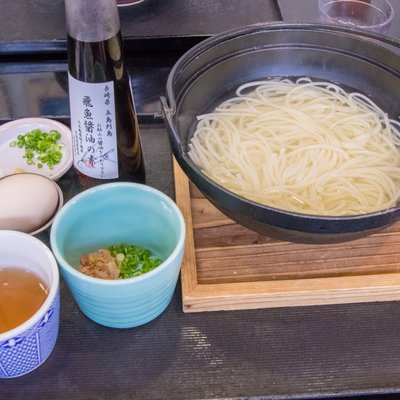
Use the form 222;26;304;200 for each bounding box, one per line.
318;0;395;33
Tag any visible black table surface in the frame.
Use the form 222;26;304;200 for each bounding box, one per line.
2;1;400;399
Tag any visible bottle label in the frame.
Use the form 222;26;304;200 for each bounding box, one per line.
68;73;119;179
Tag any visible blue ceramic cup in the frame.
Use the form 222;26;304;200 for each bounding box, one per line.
0;231;60;378
50;183;185;328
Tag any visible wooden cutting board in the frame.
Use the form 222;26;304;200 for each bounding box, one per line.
173;159;400;313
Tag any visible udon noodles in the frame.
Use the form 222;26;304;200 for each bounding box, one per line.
188;78;400;216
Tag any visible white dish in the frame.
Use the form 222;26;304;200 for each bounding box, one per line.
0;117;73;181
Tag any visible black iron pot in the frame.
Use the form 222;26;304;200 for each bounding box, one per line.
161;22;400;243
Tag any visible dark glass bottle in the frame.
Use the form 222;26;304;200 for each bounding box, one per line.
65;0;145;186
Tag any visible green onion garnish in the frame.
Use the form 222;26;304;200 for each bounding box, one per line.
108;243;163;279
10;128;64;169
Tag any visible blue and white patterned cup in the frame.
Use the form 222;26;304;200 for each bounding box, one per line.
0;231;60;378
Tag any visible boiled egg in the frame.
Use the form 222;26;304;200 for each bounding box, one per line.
0;173;62;234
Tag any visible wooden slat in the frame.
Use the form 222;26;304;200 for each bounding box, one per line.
173;159;400;313
173;159;198;294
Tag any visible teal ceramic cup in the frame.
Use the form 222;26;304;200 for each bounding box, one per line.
50;183;185;328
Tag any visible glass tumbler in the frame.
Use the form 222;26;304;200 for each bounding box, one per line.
318;0;394;33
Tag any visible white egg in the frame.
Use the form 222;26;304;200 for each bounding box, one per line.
0;173;61;233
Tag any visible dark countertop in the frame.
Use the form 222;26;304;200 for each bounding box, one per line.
0;0;281;40
0;0;281;54
2;1;400;400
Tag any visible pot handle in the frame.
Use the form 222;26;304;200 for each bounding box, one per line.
160;96;183;155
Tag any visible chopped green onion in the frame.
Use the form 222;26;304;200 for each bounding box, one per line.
108;243;163;279
10;128;64;169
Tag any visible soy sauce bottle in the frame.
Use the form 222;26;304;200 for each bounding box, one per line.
65;0;145;186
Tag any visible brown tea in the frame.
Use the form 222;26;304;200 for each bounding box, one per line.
0;266;49;334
